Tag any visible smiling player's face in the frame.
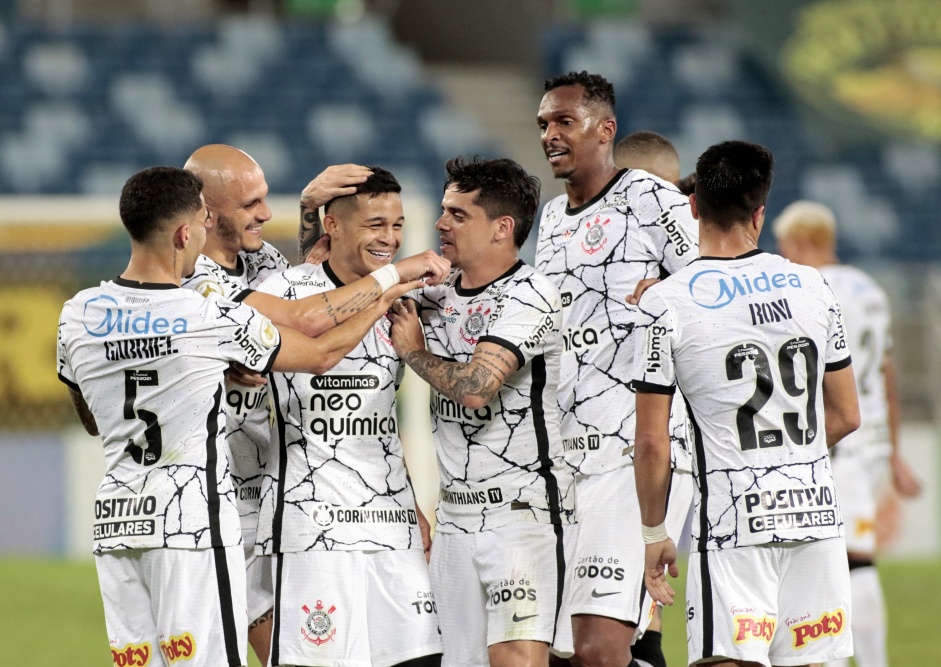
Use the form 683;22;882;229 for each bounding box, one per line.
330;193;404;280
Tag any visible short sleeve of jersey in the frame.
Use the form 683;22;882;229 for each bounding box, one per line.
255;269;292;297
182;262;250;302
213;298;282;373
631;288;677;394
56;308;78;390
634;181;698;275
478;275;562;369
823;283;852;372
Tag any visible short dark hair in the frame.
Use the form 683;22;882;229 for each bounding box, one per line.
444;157;540;248
695;141;774;230
119;166;204;243
324;165;401;217
676;171;697;196
615;131;678;163
544;71;616;115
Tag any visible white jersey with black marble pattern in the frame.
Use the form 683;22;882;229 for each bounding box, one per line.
820;264;892;461
180;241;290;544
57;278;281;554
415;261;574;534
253;262;422;553
534;169;698;476
631;250;851;551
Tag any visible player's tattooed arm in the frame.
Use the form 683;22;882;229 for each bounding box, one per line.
389;300;518;409
68;387;99;436
298;164;372;262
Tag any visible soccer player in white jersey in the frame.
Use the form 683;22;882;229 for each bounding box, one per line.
182;145;448;665
614;131;682;185
251;166;443;667
57;167;427;667
772;201;922;667
388;157;574;667
534;71;698;667
632;141;862;667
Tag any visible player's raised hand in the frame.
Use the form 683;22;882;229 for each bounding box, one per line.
394;250;451;286
627;277;660;305
304;235;331;265
300;164;373;210
388;298;426;357
644;538;679;606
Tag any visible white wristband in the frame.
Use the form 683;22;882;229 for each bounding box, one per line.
370;265;400;293
642;522;669;545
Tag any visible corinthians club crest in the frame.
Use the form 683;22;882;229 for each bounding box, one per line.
581;215;610;255
460;304;491;345
301;600;337;646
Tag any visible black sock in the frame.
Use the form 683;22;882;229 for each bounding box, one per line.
631;629;666;667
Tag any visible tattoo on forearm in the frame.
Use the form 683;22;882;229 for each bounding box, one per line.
298;204;323;261
403;350;502;405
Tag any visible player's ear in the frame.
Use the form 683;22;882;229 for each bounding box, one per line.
689;194;700;220
494;215;515;244
599;116;617;145
173;222;188;250
752;205;766;232
322;212;340;237
203;206;216;230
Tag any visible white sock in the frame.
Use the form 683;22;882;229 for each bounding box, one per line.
846;565;888;667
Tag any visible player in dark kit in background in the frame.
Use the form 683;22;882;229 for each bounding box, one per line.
390;157;574;667
535;71;699;667
58;166;427;667
633;141;860;667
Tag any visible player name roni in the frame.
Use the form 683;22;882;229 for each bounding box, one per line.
431;393;493;422
104;336;178;361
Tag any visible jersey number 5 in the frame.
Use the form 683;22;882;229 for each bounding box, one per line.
124;369;163;466
725;337;819;451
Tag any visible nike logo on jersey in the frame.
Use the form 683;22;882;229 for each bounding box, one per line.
512;613;539;622
590;589;620;598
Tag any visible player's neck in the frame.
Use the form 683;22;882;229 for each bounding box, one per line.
121;247;184;286
459;251;519;290
202;238;239;269
698;226;759;259
564;159;620;208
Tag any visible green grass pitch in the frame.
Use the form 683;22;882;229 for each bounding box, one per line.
1;557;937;666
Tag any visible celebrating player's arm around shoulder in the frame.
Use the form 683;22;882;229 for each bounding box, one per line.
252;166;445;667
632;141;859;667
390;157;574;667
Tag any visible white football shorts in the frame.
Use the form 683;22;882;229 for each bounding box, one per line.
686;537;852;667
431;521;565;667
270;548;441;667
96;546;248;667
831;445;888;554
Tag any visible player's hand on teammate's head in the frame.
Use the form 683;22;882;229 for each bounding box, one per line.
304;234;331;265
394;250;451;286
890;452;923;498
626;277;660;306
643;538;679;606
225;361;268;388
300;164;373;210
388;298;426;357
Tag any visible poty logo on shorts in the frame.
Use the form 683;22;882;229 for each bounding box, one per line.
581;215;610;255
791;609;845;648
733;615;776;644
301;600;337;646
110;641;152;666
687;269;803;310
83;295;188;337
460;304;490;345
159;632;195;663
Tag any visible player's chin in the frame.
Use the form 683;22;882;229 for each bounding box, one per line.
550;162;576;180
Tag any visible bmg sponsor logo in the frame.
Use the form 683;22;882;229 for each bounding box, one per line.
688;269;803;310
158;632;195;663
645;325;667;374
110;641;152;666
789;609;845;648
83;295;188;338
656;210;692;256
733;615;776;644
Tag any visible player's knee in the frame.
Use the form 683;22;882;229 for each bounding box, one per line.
572;637;624;667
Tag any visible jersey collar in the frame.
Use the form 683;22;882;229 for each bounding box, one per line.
454;259;524;297
322;260;345;287
565;169;627;216
694;248;765;262
114;276;178;290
